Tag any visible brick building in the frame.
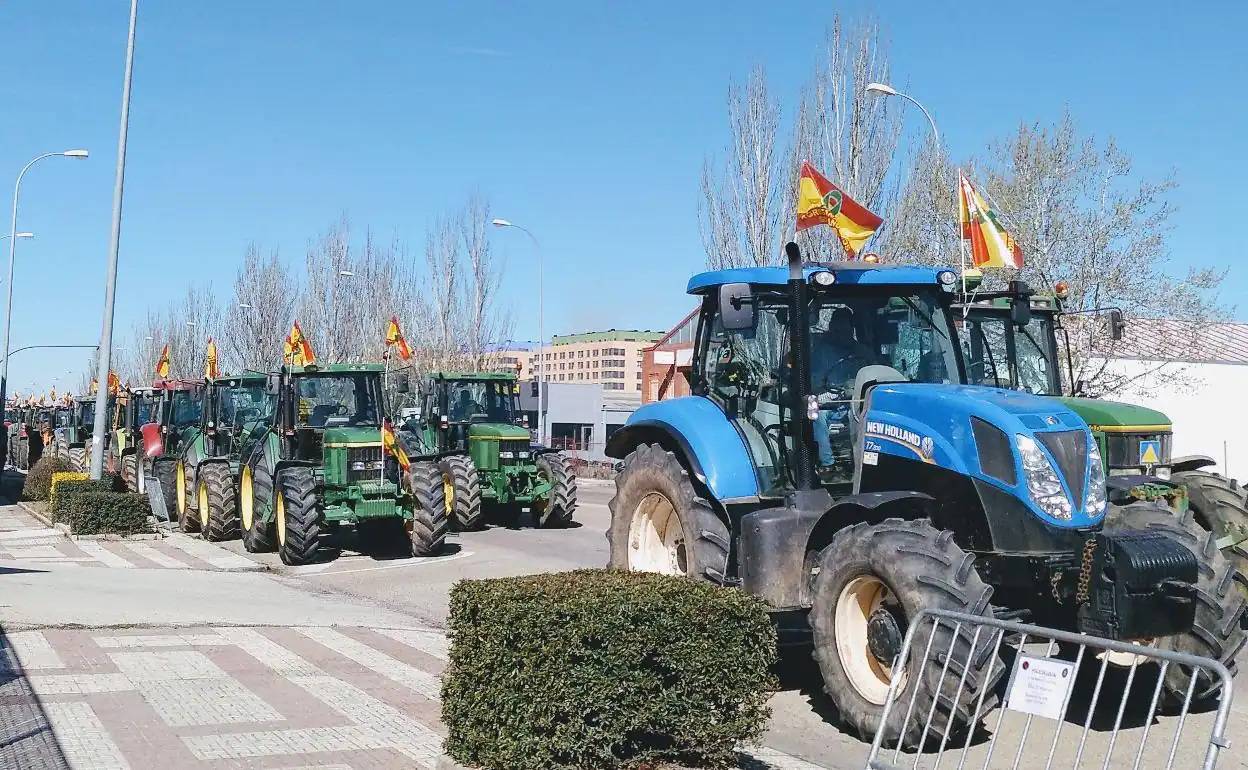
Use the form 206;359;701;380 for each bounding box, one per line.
642;309;698;402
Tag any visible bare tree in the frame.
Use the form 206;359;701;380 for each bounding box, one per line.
459;194;512;370
223;244;297;374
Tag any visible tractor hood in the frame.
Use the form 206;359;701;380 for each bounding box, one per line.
322;426;382;445
469;423;531;441
1057;397;1170;430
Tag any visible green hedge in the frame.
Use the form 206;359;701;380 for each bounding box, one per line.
63;491;152;536
22;455;73;501
50;478;113;522
442;569;777;770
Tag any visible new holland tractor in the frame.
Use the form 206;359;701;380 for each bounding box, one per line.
142;381;204;525
605;245;1244;747
398;371;576;529
109;387;158;492
957;285;1248;584
236;363;448;566
173;374;267;541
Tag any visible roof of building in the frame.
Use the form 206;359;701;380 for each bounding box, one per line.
1106;319;1248;366
551;330;664;345
686;263;953;294
486;340;540;352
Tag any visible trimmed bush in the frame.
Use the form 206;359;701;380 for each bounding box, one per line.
48;472;89;519
50;477;115;522
63;491;152;536
22;455;73;501
442;569;777;770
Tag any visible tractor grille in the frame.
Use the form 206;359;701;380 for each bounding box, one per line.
347;445;384;483
1036;430;1088;510
1105;432;1171;470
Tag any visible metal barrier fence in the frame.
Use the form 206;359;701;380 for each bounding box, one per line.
865;609;1234;770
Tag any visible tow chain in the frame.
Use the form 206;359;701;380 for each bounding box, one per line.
1075;536;1098;604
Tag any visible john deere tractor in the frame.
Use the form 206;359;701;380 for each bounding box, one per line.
142;381;204;524
52;396;107;472
236;363;447;566
957;284;1248;584
399;371;576;530
606;246;1244;747
173;374;267;541
109;387;158;492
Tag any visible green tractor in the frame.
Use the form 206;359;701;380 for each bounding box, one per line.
173;374;267;541
957;285;1248;581
142;381;205;524
399;371;577;530
236;363;448;566
52;396;107;472
7;404;52;471
109;387;158;492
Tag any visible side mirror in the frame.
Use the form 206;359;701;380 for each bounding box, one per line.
1109;309;1126;340
394;374;410;393
265;373;281;396
1073;379;1087;396
718;282;755;332
1010;297;1032;328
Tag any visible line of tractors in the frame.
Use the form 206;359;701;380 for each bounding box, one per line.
4;366;578;566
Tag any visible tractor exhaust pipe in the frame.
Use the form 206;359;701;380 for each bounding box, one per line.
785;241;818;493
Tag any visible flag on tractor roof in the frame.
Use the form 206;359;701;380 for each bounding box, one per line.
958;173;1023;269
205;337;220;379
284;321;315;367
796;161;883;257
107;371;121;394
385;316;412;362
381;418;410;471
155;344;171;379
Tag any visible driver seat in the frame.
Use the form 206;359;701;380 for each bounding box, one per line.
848;365;909;476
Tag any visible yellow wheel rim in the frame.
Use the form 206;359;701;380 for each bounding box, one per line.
176;462;187;516
240;466;254;532
275;489;287;546
442;473;454;513
198;480;209;530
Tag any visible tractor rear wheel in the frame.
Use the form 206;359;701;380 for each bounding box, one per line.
407;461;449;557
121;453;138;492
68;447;86;473
607;443;729;584
275;466;324;566
1173;470;1248;594
439;455;483;531
197;463;238;542
810;518;1002;748
175;460;200;533
1105;502;1247;707
239;462;275;553
536;452;577;528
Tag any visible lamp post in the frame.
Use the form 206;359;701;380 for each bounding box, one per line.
90;0;139;479
0;232;33;244
490;218;546;446
865;82;941;155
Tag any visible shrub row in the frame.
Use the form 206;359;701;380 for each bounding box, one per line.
441;569;777;770
23;455;73;501
62;491;151;536
49;473;93;521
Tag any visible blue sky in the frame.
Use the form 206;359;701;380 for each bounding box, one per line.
1;1;1244;393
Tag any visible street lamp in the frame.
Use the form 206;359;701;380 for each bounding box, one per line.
338;270;354;277
1;151;89;442
0;232;33;243
238;302;252;310
865;81;941;154
491;218;547;447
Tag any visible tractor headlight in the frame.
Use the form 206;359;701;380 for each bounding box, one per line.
811;270;836;286
350;461;366;471
1085;438;1107;518
1016;434;1072;520
517;451;530;459
500;451;514;459
367;460;384;471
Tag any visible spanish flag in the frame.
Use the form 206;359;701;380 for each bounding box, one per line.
958;173;1023;269
205;337;220;379
155;344;171;379
385;316;412;362
284;321;316;367
796;161;882;257
107;371;121;394
381;418;410;471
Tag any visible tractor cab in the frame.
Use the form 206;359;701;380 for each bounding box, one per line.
274;364;386;466
151;380;205;457
200;374;268;460
416;372;528;455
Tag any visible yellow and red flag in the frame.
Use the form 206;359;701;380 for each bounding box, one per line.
205;337;220;379
381;418;410;471
155;344;171;379
107;371;121;394
284;321;316;367
796;161;883;257
958;173;1023;269
90;378;99;394
385;316;412;361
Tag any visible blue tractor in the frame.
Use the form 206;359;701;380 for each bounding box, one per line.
606;244;1243;746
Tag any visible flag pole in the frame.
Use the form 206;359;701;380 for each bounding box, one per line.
957;168;969;315
381;335;389;490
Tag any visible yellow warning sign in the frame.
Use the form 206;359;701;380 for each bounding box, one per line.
1139;440;1161;465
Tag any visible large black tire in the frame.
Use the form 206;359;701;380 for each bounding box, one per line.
1105;502;1247;706
197;463;238;542
154;460;179;523
407;461;449;557
174;459;200;533
810;519;1002;747
68;446;87;473
439;455;483;531
275;466;324;566
121;453;138;492
537;452;577;528
607;443;730;583
1174;470;1248;595
239;461;276;553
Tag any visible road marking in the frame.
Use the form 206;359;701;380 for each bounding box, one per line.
163;533;261;570
296;627;441;701
77;541;136;568
44;701;131;769
94;633;229;648
4;630;64;669
121;541;189;569
373;628;449;662
301;549;473;576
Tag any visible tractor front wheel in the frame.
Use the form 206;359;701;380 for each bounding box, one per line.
68;447;87;473
537;452;577;528
407;461;449;557
198;463;238;542
439;455;483;531
238;462;275;553
810;518;1002;748
1105;502;1247;707
175;461;200;533
121;453;138;492
275;466;325;566
607;443;729;584
1173;470;1248;593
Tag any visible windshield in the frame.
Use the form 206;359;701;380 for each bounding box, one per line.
959;308;1059;395
135;397;155;425
295;374;380;428
170;391;202;427
446;380;517;423
79;401;95;426
218;383;269;428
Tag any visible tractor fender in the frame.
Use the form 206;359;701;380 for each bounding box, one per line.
605;396;759;502
1170;454;1217;474
141;423;164;458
